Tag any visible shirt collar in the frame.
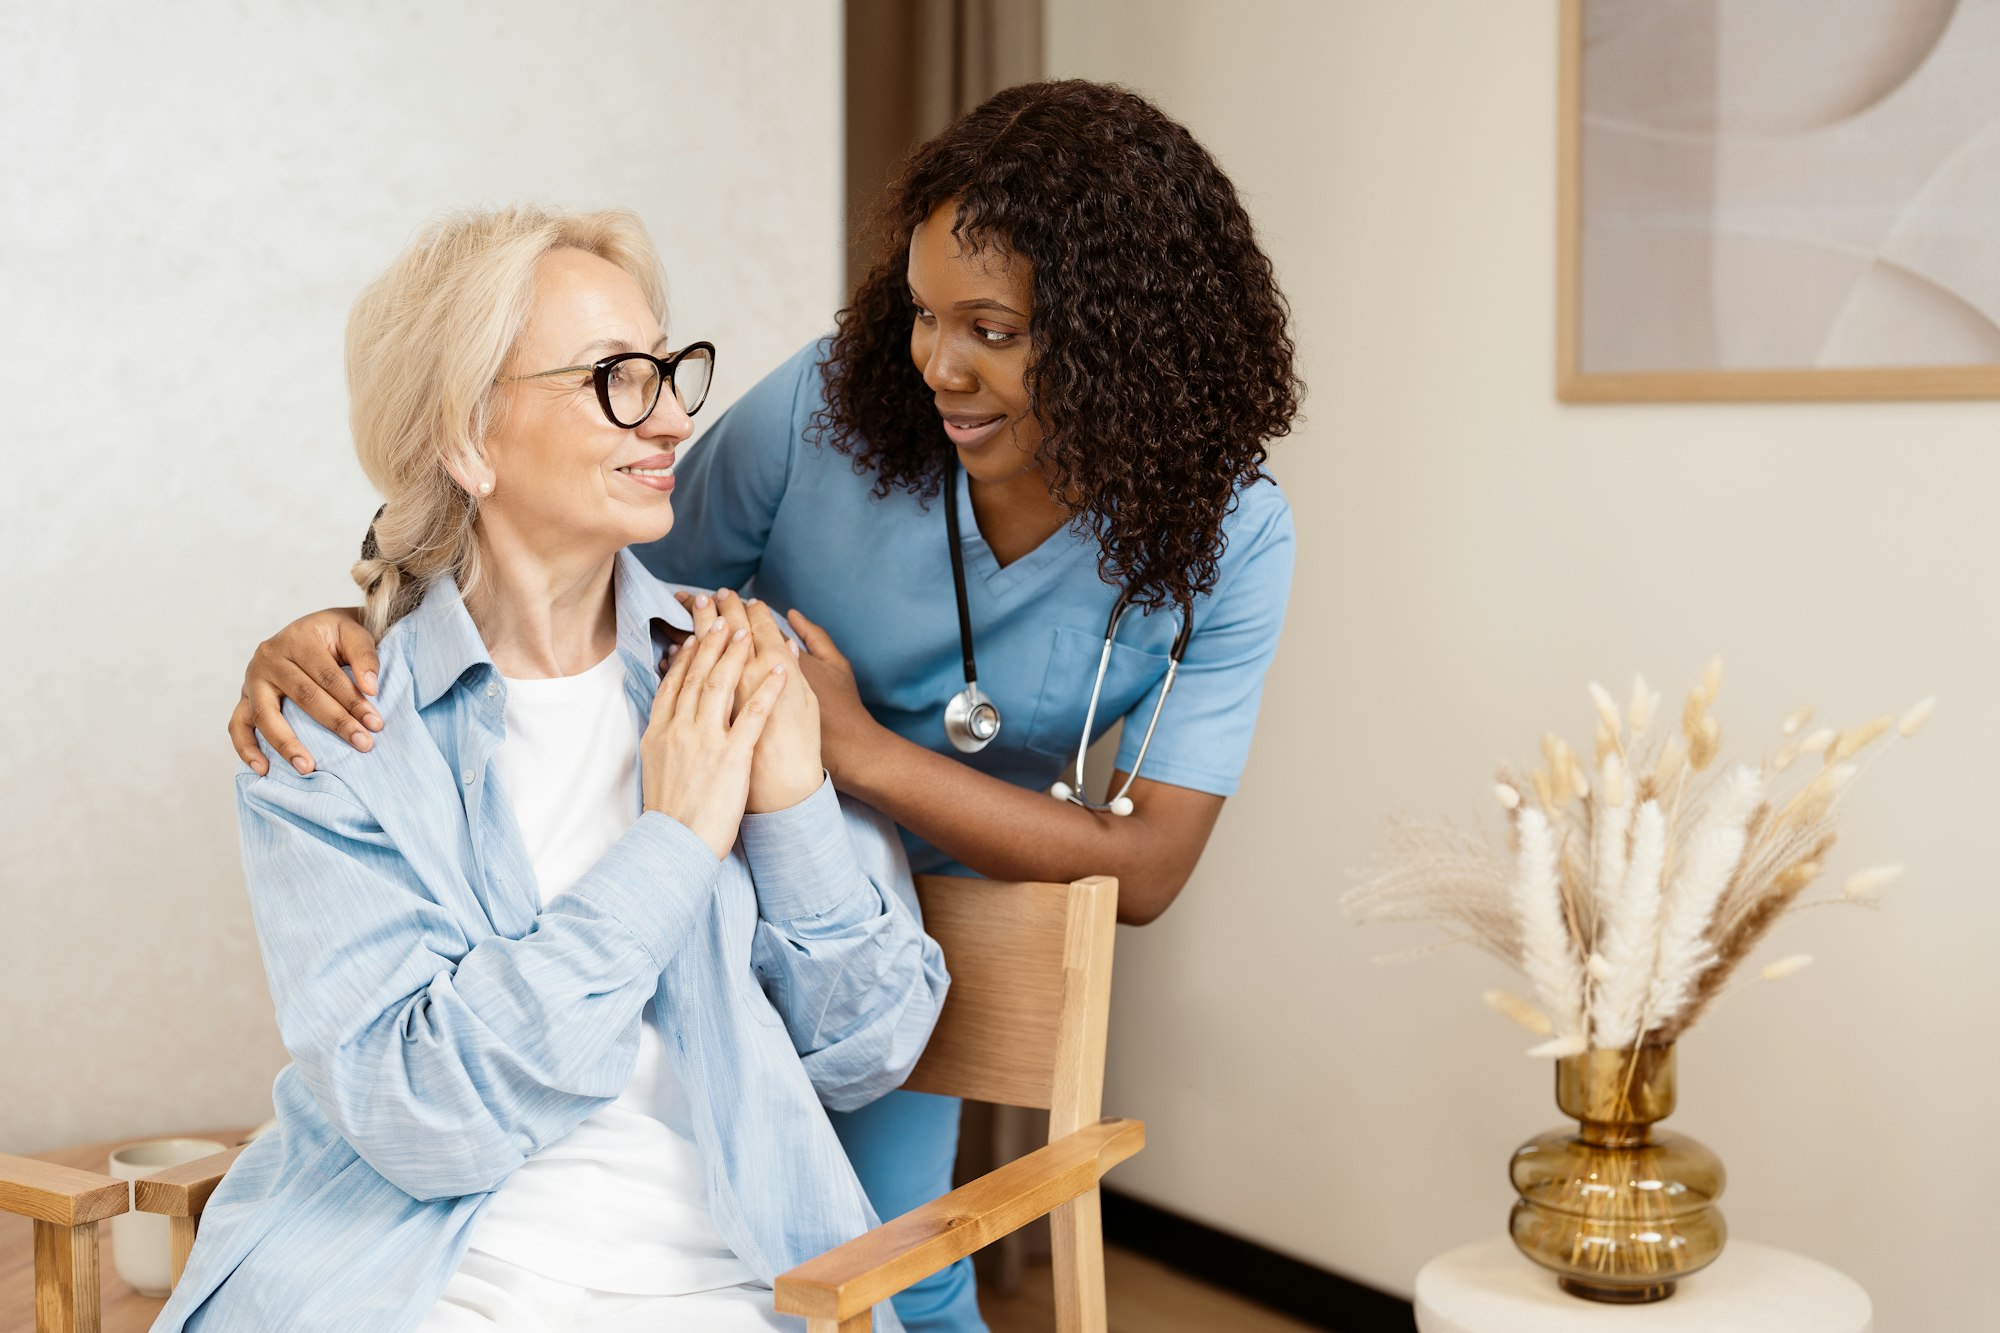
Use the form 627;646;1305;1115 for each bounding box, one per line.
400;549;696;710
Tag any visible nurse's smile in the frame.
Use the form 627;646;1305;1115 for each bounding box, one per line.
938;410;1009;450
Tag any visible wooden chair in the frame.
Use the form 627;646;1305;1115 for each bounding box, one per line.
3;874;1141;1333
0;1155;130;1333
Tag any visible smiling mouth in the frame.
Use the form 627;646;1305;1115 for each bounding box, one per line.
940;413;1008;447
619;464;674;476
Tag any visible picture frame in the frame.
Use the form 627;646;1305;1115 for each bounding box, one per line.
1556;0;2000;402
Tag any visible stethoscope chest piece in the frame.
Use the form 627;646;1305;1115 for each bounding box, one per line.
944;683;1001;753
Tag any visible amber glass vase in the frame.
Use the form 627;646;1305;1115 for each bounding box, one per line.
1508;1043;1726;1303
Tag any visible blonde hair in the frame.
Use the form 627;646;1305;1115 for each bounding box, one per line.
346;205;668;637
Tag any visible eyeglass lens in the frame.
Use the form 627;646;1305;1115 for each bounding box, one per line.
604;347;713;427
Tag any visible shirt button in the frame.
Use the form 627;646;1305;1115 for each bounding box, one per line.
486;682;499;698
462;768;474;785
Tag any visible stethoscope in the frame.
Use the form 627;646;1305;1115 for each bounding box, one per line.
942;462;1194;816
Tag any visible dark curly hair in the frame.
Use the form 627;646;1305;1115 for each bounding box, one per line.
815;79;1303;610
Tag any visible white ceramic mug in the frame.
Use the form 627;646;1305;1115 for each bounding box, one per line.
108;1138;227;1297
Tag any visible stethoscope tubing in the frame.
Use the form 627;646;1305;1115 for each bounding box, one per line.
941;459;1191;811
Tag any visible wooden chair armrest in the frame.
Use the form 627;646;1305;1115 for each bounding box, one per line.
0;1153;129;1226
133;1145;247;1219
774;1115;1144;1325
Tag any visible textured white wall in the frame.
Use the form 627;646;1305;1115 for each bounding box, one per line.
1051;3;1996;1329
0;1;840;1152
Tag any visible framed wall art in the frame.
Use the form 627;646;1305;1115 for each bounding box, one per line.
1558;0;2000;401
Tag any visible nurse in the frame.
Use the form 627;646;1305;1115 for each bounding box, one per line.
229;80;1300;1333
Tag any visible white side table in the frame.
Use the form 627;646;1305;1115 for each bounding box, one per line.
1415;1238;1871;1333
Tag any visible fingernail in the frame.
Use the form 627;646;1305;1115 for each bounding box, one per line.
772;663;786;677
365;712;384;732
731;629;747;642
696;594;710;608
708;618;725;634
251;760;267;775
350;732;373;752
717;588;733;600
291;757;312;774
362;671;378;692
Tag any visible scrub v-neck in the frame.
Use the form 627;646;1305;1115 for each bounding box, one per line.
952;462;1089;599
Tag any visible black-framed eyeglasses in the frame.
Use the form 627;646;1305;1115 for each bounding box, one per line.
498;341;715;428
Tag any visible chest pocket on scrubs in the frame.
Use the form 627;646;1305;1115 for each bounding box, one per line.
1023;626;1172;761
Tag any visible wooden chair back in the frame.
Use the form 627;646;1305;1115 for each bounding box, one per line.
902;874;1118;1137
896;874;1121;1332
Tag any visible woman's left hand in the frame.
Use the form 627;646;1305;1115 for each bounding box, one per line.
686;590;823;812
784;607;888;786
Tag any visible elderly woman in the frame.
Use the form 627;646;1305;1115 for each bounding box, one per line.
155;207;947;1333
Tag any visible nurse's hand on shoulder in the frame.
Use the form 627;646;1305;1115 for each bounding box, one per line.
229;607;383;776
679;590;823;813
642;612;786;859
783;608;884;785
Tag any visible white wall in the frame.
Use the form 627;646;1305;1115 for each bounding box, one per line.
1051;3;1997;1328
0;1;841;1152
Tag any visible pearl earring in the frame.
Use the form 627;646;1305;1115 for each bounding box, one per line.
478;481;492;495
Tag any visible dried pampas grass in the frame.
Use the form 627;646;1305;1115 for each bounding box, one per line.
1345;664;1930;1054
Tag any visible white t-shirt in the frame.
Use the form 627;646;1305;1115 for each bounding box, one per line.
464;650;756;1296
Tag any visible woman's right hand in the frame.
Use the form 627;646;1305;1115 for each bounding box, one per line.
230;609;384;776
642;616;788;860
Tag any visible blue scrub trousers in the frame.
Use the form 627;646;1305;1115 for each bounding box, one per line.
829;1090;986;1333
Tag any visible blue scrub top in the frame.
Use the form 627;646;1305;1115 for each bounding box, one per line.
637;340;1295;874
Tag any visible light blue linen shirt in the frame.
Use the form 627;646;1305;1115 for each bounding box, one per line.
154;551;947;1333
641;340;1295;874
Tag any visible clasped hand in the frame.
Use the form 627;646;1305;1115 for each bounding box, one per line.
648;589;823;853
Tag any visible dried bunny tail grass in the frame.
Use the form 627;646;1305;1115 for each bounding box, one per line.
1703;655;1724;699
1513;808;1588;1042
1590;682;1623;737
1899;696;1937;737
1844;864;1905;899
1587;756;1633;949
1595;720;1618;765
1567;753;1591;802
1688;714;1722;771
1825;714;1893;766
1527;1034;1589;1058
1590;799;1666;1049
1781;706;1814;737
1654;733;1688;790
1484;989;1554;1036
1599;753;1628;808
1665;834;1833;1041
1798;727;1834;755
1629;674;1660;738
1772;740;1801;772
1681;687;1709;741
1760;953;1814;981
1642;765;1764;1036
1495;782;1523;811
